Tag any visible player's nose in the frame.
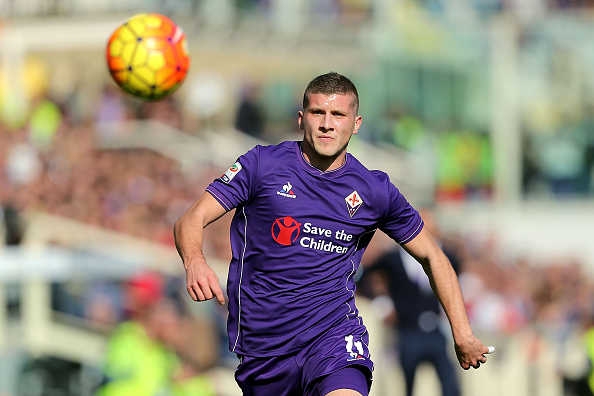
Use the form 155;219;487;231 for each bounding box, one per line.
320;113;333;131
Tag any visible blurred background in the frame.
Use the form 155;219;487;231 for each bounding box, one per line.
1;1;594;395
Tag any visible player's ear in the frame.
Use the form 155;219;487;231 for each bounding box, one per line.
352;115;362;135
298;111;304;130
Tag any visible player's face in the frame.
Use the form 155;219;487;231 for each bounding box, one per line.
298;92;362;171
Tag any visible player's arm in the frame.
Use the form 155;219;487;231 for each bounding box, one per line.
401;227;490;369
174;192;228;305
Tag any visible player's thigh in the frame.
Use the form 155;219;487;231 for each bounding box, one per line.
324;390;363;396
314;366;369;396
301;321;373;395
235;354;302;396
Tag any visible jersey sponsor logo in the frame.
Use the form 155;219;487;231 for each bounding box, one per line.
221;162;242;184
271;216;302;246
276;181;297;199
271;217;353;254
345;190;363;217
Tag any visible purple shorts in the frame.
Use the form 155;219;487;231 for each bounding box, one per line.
234;320;373;396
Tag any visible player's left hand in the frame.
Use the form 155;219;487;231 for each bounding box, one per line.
454;336;491;370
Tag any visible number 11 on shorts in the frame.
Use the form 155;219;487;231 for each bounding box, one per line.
345;335;364;360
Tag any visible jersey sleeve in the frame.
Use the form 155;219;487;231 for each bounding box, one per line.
377;174;424;244
205;146;260;211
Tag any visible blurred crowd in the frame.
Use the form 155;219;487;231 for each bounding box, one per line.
0;0;593;395
1;86;594;395
0;0;593;23
204;0;594;26
359;215;594;395
0;89;225;252
0;88;232;393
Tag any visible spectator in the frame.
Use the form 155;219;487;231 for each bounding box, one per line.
234;83;265;139
96;271;217;396
2;203;25;245
359;208;461;396
96;271;178;396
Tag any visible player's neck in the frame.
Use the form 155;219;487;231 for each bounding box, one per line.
300;142;346;172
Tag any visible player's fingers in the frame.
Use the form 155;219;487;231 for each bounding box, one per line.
197;274;219;302
473;353;489;368
202;272;225;305
479;345;495;365
212;283;226;305
187;284;198;301
199;279;214;301
192;283;206;301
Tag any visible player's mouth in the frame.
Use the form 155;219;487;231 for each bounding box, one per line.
318;135;334;142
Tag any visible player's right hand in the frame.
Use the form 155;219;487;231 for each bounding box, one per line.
185;260;225;305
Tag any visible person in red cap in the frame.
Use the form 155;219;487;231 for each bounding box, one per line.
97;270;217;396
97;270;178;396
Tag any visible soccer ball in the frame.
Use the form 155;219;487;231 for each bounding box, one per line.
106;13;190;101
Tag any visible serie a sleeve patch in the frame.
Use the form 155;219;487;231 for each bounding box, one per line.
221;161;242;184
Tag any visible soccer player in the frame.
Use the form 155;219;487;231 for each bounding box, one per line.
174;72;490;396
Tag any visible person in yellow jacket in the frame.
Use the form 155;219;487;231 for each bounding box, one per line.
97;319;179;396
96;271;216;396
583;325;594;395
96;271;178;396
171;354;217;396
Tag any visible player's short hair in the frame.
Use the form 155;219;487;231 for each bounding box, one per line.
303;72;359;113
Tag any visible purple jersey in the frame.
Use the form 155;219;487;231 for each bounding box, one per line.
206;141;423;357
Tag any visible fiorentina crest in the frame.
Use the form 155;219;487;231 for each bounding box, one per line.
345;190;363;217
